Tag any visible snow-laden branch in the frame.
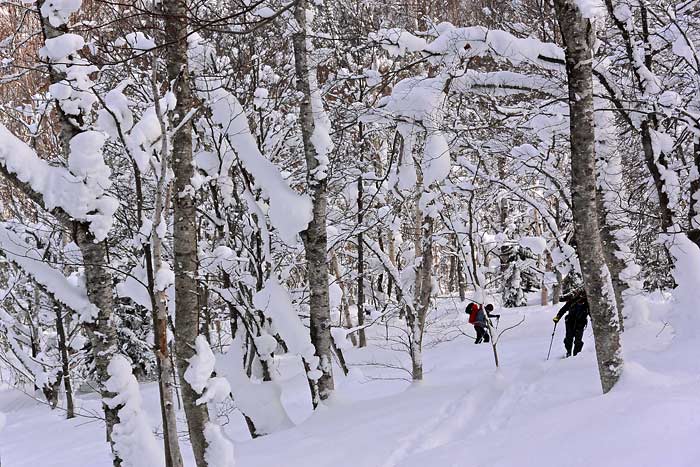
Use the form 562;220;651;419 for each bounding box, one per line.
201;82;313;244
369;24;565;70
190;35;312;245
0;223;98;322
0;125;117;241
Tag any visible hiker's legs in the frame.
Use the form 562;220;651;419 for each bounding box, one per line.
573;319;586;356
475;325;484;344
563;317;575;357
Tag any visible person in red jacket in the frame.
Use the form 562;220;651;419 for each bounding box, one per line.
467;303;498;344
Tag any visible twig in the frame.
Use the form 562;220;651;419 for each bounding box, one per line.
495;315;526;345
656;321;669;338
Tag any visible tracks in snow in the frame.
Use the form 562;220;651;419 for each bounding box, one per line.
381;365;546;467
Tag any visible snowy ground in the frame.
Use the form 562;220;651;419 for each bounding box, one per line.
1;294;699;466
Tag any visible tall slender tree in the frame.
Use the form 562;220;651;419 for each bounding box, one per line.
292;0;335;401
553;0;623;393
162;0;210;464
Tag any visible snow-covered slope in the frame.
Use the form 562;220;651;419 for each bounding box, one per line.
1;296;698;466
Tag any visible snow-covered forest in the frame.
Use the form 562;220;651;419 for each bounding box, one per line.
0;0;699;465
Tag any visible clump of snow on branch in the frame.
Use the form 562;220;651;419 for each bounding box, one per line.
105;355;165;467
370;24;565;71
519;236;547;255
253;278;322;379
371;76;451;191
184;336;232;405
203;422;235;467
205;87;312;243
39;34;98;119
331;327;352;350
101;92;176;174
368;28;427;57
218;338;294;435
114;32;156;51
0;124;117;241
39;34;84;61
253;279;317;360
40;0;82;28
68;131;111;191
184;337;236;465
575;0;606;19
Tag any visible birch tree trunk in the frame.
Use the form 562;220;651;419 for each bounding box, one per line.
411;211;433;381
163;1;210;464
53;300;74;419
292;0;335;400
35;1;122;460
149;183;183;466
149;63;184;467
74;225;121;461
554;0;623;394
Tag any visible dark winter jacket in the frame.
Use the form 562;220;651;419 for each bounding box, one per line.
556;295;589;323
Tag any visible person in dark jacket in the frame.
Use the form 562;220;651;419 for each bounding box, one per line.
553;289;589;357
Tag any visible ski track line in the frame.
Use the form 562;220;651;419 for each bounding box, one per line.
414;380;499;454
413;365;545;456
379;385;477;467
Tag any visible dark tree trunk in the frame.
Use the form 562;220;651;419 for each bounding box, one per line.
54;301;75;419
554;0;623;394
689;142;700;247
163;1;210;465
357;154;367;348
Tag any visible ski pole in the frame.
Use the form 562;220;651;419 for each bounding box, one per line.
546;322;557;361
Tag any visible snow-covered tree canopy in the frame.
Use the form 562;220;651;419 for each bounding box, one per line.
0;0;699;465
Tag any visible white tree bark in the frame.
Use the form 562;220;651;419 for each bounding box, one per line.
292;0;335;401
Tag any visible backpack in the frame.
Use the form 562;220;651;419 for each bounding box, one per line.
467;304;479;324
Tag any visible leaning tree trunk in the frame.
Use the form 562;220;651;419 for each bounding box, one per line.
554;0;623;394
596;187;626;329
603;0;675;232
357;147;367;348
411;209;433;381
146;56;185;467
35;1;122;459
163;1;210;465
53;300;75;419
292;0;335;401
